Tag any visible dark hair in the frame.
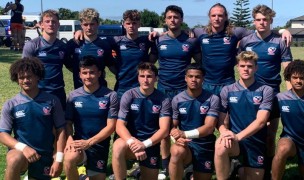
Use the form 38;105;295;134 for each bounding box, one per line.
123;10;141;21
137;62;158;76
284;60;304;81
10;57;45;83
164;5;184;18
185;63;205;76
79;56;101;70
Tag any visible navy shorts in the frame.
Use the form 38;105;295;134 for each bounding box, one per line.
28;154;53;180
188;141;214;173
138;143;161;169
157;83;184;100
203;82;234;96
85;144;109;173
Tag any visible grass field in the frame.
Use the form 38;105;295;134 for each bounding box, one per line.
0;47;304;179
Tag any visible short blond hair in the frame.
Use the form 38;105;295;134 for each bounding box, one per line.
79;8;100;24
236;51;259;65
40;9;59;22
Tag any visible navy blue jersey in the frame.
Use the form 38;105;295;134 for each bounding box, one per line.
220;81;273;143
193;27;252;85
66;37;114;89
118;87;171;140
66;86;118;147
10;3;24;24
150;32;200;90
0;91;65;155
114;35;153;92
277;90;304;147
239;33;292;92
172;90;220;147
22;37;68;93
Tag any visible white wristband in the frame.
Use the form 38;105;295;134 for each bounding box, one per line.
278;29;285;34
126;138;134;146
142;139;153;148
55;152;64;162
14;142;27;151
184;129;200;139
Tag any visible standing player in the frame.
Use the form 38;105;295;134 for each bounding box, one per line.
272;60;304;179
4;0;24;51
22;9;69;110
149;5;201;176
238;5;293;178
112;62;171;180
193;3;292;96
214;51;273;180
66;8;114;89
0;57;66;180
64;56;118;180
169;63;220;180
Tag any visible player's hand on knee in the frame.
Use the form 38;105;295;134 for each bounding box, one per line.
135;150;147;161
49;161;63;178
176;138;191;147
72;139;91;151
130;140;146;153
170;128;183;140
23;146;41;163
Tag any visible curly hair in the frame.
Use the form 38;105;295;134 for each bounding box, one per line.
10;57;45;83
284;60;304;81
123;10;141;21
137;62;158;76
205;3;234;36
252;5;276;19
79;8;100;24
40;9;59;22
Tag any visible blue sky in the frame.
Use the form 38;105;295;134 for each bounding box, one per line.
4;0;302;27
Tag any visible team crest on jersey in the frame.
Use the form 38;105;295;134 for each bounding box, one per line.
97;49;104;56
253;96;262;104
229;97;238;103
267;47;276;55
182;44;190;52
204;161;212;169
74;101;83;108
282;106;290;112
245;47;253;51
200;105;209;114
139;43;146;51
120;44;127;50
223;37;231;44
160;45;167;50
99;100;108;109
96;160;105;169
43;167;50;175
15;110;25;118
152;105;161;113
74;48;81;54
131;104;139;111
150;157;158;165
59;51;65;59
202;38;209;44
179;107;187;114
43;106;52;115
38;51;47;57
257;156;264;165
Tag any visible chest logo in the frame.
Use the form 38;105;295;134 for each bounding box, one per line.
223;37;231;44
229;97;238;103
139;43;146;51
99;100;108;109
59;51;65;59
268;47;276;55
182;44;189;52
75;101;83;108
282;106;290;112
200;105;209;114
15;110;25;118
253;96;262;104
152;105;161;113
97;49;104;56
202;38;209;44
38;51;47;57
120;44;127;50
179;107;187;114
160;45;167;50
43;106;52;115
131;104;139;111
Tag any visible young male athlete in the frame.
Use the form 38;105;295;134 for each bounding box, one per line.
0;57;66;180
22;9;69;110
238;5;293;178
214;51;273;180
112;62;171;180
272;60;304;179
66;8;114;89
169;63;220;180
193;3;292;96
64;56;118;180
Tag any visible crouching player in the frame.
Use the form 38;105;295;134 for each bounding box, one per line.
169;63;220;180
64;56;118;180
0;57;66;180
214;51;274;180
112;62;171;180
272;60;304;179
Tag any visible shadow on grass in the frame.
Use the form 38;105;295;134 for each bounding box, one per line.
0;47;22;64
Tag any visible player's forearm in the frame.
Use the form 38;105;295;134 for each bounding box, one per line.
0;132;19;149
116;120;133;141
55;128;66;152
65;121;74;137
236;118;267;141
148;128;169;146
88;120;116;145
196;124;216;138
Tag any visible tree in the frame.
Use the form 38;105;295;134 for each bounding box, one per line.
101;18;121;25
58;8;79;20
140;9;160;27
230;0;251;28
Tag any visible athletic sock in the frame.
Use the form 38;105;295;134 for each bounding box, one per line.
161;155;170;174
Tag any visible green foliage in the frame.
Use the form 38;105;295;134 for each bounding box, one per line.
58;8;79;20
140;9;160;27
230;0;252;28
101;18;121;25
285;20;292;28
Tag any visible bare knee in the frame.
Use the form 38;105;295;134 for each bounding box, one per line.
215;139;229;157
6;150;27;170
64;151;83;166
112;138;128;159
170;144;187;163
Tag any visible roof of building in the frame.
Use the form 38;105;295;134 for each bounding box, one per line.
288;28;304;35
291;15;304;21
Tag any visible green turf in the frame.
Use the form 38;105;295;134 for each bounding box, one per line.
0;47;304;179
